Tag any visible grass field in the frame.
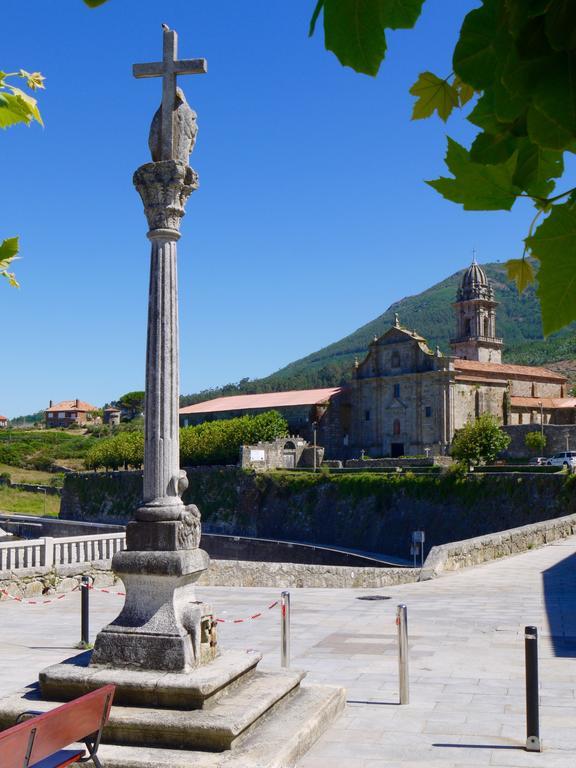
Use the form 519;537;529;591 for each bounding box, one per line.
0;487;60;517
0;464;60;485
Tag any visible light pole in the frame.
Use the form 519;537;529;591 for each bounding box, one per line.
312;421;318;472
538;401;544;445
37;486;47;516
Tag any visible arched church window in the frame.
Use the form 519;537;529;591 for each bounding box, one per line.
393;419;401;436
483;317;489;337
391;351;400;368
464;318;472;336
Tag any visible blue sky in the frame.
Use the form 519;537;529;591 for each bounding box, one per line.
2;0;535;418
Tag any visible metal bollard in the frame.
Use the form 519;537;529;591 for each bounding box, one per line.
396;604;409;705
281;591;291;668
525;625;541;752
81;575;90;648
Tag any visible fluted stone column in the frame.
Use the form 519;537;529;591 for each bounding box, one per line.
90;160;214;673
134;160;194;520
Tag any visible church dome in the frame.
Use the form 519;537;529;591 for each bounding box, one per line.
461;260;487;289
457;257;494;301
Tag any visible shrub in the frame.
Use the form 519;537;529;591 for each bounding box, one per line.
451;414;512;468
524;431;547;454
180;411;288;467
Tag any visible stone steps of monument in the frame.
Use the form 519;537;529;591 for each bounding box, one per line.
39;649;262;710
102;668;306;750
75;683;346;768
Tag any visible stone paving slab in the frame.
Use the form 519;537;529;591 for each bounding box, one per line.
0;537;575;766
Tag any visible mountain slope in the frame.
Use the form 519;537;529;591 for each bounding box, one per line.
181;262;576;405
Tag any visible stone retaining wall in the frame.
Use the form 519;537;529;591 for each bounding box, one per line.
0;559;419;596
420;512;576;580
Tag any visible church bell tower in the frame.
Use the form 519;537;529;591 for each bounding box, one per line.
450;257;503;363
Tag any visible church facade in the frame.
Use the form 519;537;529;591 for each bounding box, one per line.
320;261;572;458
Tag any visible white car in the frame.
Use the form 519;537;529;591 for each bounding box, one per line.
546;452;576;469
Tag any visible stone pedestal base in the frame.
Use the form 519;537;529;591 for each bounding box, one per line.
92;548;214;672
39;649;260;709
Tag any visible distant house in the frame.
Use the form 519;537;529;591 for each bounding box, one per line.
45;399;99;428
103;406;121;426
0;415;8;429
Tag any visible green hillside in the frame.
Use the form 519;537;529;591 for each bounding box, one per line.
181;262;576;406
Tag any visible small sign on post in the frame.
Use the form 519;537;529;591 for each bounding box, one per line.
411;530;425;568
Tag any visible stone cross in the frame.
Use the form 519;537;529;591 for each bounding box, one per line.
133;25;207;161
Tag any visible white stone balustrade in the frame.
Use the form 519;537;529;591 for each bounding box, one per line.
0;533;126;573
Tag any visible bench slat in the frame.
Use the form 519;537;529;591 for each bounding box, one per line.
31;748;85;768
0;685;114;768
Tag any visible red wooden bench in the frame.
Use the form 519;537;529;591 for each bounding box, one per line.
0;684;115;768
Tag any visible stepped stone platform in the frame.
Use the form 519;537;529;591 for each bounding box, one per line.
0;674;344;767
0;645;345;765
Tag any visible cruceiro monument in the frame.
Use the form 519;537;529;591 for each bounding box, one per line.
0;26;344;766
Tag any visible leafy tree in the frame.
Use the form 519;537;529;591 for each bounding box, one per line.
451;413;511;468
117;391;145;419
180;410;288;467
1;69;45;287
525;430;547;454
310;1;576;336
86;410;288;469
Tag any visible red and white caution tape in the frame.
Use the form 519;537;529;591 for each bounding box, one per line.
2;586;279;625
86;584;126;597
215;600;279;624
1;588;71;605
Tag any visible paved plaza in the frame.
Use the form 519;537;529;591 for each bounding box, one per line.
1;537;575;767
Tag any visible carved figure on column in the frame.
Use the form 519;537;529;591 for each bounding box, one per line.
149;86;198;163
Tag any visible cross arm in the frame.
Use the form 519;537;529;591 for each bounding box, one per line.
133;59;208;79
175;58;208;75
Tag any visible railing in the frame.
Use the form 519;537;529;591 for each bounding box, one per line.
0;532;126;572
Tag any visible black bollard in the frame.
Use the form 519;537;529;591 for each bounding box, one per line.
81;575;90;648
525;625;541;752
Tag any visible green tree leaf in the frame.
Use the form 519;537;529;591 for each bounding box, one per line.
527;52;576;149
526;203;576;333
470;131;518;164
409;71;459;121
312;0;425;76
18;70;45;91
0;92;33;128
453;0;500;90
378;0;426;29
468;91;505;132
506;258;535;293
545;0;576;51
0;237;19;262
453;74;475;106
83;0;110;6
8;86;43;126
0;237;20;288
322;0;389;76
512;141;563;197
427;137;520;211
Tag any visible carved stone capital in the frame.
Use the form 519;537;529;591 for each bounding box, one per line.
133;160;198;232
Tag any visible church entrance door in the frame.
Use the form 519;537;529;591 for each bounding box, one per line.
390;442;404;458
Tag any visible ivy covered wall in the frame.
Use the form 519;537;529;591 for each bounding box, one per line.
61;468;576;558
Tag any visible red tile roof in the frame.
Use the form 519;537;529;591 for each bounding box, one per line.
0;415;7;421
454;359;566;382
45;400;99;413
179;387;342;415
511;396;576;409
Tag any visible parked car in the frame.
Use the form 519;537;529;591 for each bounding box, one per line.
546;452;576;469
528;456;547;466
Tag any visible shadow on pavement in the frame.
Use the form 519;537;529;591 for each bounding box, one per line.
542;550;576;658
433;743;521;750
